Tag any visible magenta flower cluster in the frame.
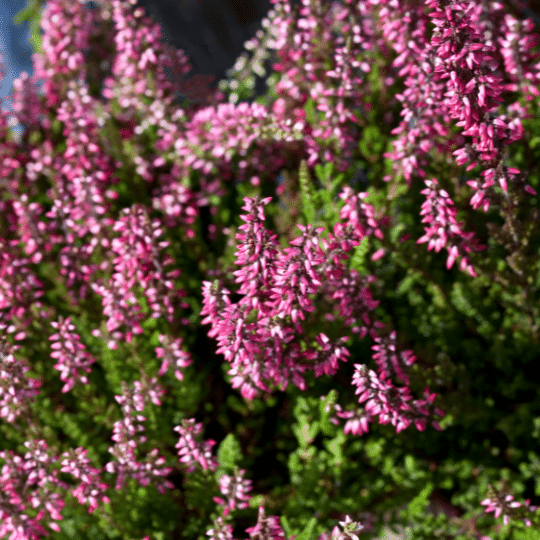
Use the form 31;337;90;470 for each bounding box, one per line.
0;439;110;539
49;316;96;393
0;323;41;424
174;418;219;474
212;466;253;516
417;178;487;277
481;486;539;527
106;375;173;494
0;0;537;536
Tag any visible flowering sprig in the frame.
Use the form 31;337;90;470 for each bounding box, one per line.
212;466;253;517
51;78;115;241
202;193;391;398
59;447;110;513
0;238;45;332
91;204;189;349
232;195;281;310
155;334;193;380
499;13;540;101
371;331;416;385
481;484;539;527
322;515;364;540
12;193;58;265
244;505;286;540
351;364;443;434
105;376;172;493
174;418;219;474
49;316;96;393
0;440;66;539
338;186;385;243
0;325;41;424
206;515;236;540
264;0;373;169
417;178;487;277
427;0;537;210
0;439;113;538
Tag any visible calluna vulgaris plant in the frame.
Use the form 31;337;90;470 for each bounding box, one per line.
1;0;540;538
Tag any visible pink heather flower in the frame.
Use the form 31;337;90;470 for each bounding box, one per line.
340;408;373;437
206;515;235;540
106;378;172;493
245;505;285;540
232;196;280;308
301;332;350;379
203;196;369;398
12;193;59;264
371;248;385;261
163;96;300;188
155;334;193;380
417;178;486;277
101;1;178;110
481;487;538;527
59;447;110;513
482;493;522;526
425;0;538;208
0;239;45;329
174;419;218;473
317;515;363;540
9;71;46;136
32;0;101;108
213;467;253;516
377;0;537;215
182;101;291;173
0;325;42;423
203;195;392;399
338;187;384;242
266;0;373;170
51;78;115;240
94;204;188;348
352;363;443;434
264;223;323;315
379;0;450;185
201;280;234;336
0;440;68;538
321;391;373;436
49;316;96;392
372;331;416;385
90;278;145;349
498;14;540;101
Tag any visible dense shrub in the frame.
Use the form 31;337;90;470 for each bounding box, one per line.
1;0;540;539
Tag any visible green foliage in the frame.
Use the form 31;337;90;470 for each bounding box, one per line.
403;482;433;520
217;433;243;470
295;159;346;242
298;160;317;226
349;236;370;276
289;517;318;540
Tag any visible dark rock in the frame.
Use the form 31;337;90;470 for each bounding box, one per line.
134;0;274;101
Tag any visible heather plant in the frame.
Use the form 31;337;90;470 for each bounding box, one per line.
1;0;540;539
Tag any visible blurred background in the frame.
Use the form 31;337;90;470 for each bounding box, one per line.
0;0;539;143
0;0;33;142
0;0;279;142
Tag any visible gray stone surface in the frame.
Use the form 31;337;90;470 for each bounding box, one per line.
134;0;276;101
